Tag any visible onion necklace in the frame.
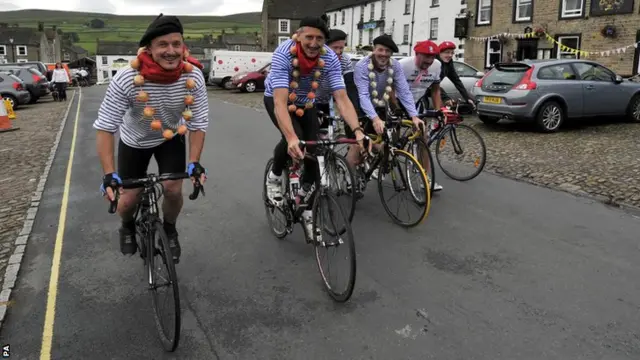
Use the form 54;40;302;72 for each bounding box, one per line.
129;47;196;140
367;58;394;107
287;33;326;117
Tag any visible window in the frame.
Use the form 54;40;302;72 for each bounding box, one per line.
102;70;109;79
341;10;345;24
573;62;616;82
327;14;331;26
432;0;439;6
405;0;411;14
537;49;552;59
278;36;289;44
429;18;439;39
370;3;375;19
403;24;410;43
16;46;27;56
477;0;492;25
485;39;501;68
556;35;580;59
514;0;532;21
360;5;365;21
561;0;583;18
537;64;576;80
234;45;241;51
453;62;479;77
381;0;386;18
102;56;108;65
334;14;337;26
17;59;28;63
0;45;5;56
278;19;290;33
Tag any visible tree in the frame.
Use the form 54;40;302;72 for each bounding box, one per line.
89;19;105;29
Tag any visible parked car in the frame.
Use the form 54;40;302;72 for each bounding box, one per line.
4;61;48;77
231;63;271;93
472;59;640;132
440;61;484;100
0;65;49;104
0;72;31;109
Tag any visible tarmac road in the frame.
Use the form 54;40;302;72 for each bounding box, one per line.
1;86;640;360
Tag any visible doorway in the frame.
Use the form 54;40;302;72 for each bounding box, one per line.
516;39;538;61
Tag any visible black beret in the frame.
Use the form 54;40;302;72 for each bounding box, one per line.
299;16;330;38
373;34;398;53
327;29;347;44
139;13;184;47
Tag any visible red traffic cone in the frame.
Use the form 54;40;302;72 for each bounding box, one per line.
0;96;18;133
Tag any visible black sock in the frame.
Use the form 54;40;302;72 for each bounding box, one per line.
122;219;135;231
163;219;177;234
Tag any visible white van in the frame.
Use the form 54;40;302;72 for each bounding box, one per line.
209;50;273;89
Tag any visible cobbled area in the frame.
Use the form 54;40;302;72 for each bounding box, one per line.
0;96;71;290
207;87;640;209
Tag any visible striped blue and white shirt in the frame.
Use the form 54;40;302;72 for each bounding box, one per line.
93;66;209;149
316;52;354;104
264;39;345;106
354;55;418;120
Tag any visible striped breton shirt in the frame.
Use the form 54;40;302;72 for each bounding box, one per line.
354;55;418;120
264;39;345;106
93;65;209;149
316;52;354;104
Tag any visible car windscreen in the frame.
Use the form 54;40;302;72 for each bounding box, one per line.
483;65;529;87
8;74;22;82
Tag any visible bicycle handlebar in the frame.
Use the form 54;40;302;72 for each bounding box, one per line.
107;172;204;214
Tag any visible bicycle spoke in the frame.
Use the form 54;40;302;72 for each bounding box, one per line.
435;124;487;181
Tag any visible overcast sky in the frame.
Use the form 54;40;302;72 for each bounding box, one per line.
0;0;262;16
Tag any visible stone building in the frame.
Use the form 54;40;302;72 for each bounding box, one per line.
464;0;640;76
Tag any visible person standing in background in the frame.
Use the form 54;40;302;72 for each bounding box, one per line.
51;62;70;101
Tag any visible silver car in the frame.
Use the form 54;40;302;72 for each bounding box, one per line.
440;61;485;101
472;59;640;132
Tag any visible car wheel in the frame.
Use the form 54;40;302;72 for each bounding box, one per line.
244;80;257;93
222;77;233;90
626;94;640;123
2;95;17;110
535;101;564;133
28;92;39;104
478;115;499;125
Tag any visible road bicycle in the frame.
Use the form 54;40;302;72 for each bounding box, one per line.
262;137;368;302
107;172;204;352
404;99;487;187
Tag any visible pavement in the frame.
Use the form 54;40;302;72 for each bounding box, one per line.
2;86;640;360
209;88;640;210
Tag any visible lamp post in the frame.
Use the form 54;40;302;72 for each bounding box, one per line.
9;38;14;63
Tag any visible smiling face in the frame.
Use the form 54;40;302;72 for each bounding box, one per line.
372;44;392;68
298;26;325;58
147;32;185;70
416;53;435;69
440;48;455;63
329;40;346;56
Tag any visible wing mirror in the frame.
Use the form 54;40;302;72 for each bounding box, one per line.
614;75;623;84
474;71;485;78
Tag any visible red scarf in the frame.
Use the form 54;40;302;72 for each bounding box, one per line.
295;42;319;76
138;48;204;84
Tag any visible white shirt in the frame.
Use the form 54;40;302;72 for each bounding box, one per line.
397;57;442;103
52;69;69;83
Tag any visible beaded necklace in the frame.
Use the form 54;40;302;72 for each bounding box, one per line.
367;57;394;107
130;47;196;140
287;33;326;117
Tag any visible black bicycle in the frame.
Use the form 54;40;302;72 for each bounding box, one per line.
107;172;204;352
262;137;368;302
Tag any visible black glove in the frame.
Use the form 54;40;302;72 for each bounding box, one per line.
187;162;206;181
100;172;122;195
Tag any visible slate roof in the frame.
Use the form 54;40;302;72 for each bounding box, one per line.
219;33;259;46
96;40;140;55
0;27;41;46
266;0;356;19
326;0;371;12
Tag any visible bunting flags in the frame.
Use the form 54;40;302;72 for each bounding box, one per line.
468;31;638;58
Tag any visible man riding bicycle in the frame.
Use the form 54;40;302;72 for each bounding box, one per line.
94;14;209;263
263;15;366;239
433;41;475;108
352;35;424;160
397;40;444;192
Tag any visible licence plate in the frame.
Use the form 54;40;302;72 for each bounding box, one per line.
483;96;502;104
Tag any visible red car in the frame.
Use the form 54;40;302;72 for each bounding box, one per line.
231;63;271;93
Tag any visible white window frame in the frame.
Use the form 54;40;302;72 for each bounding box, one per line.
429;18;439;40
485;39;501;68
16;46;27;56
403;24;410;43
561;0;583;18
556;35;580;59
0;45;6;56
17;59;28;63
278;19;290;34
405;0;411;14
102;56;108;65
477;0;492;25
341;10;346;24
370;3;375;20
515;0;532;21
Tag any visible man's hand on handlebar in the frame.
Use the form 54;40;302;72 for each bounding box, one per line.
287;136;305;160
101;172;123;203
187;162;207;186
372;117;385;134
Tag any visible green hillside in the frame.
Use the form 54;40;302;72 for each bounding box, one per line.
0;9;262;54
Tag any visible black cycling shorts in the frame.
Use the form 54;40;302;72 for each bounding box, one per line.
117;135;186;180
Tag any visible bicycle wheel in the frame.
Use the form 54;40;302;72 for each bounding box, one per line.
262;158;289;238
323;150;357;223
435;124;487;181
403;136;436;194
312;190;356;302
377;149;431;228
147;220;181;352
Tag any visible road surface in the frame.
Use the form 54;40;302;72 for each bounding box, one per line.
1;86;640;360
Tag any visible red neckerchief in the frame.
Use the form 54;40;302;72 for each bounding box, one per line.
138;47;204;84
413;56;431;84
295;42;319;76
